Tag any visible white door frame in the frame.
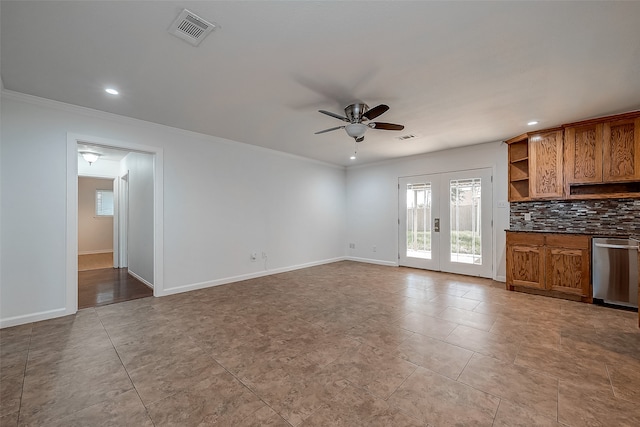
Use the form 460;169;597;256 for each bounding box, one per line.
114;173;129;268
398;168;493;278
66;133;164;315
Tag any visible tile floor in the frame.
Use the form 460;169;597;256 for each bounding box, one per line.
1;261;639;426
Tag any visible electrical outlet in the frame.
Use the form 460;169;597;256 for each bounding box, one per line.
262;252;267;259
373;246;377;252
349;243;355;249
524;212;531;221
250;252;257;261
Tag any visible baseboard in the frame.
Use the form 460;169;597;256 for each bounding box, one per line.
128;270;154;289
345;256;398;267
78;250;113;255
494;275;506;282
161;257;346;296
0;307;70;329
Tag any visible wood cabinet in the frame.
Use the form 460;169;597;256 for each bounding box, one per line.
564;115;640;198
507;110;640;201
506;232;591;301
507;134;530;201
529;130;564;199
507;129;563;201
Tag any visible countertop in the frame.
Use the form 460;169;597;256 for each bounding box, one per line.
506;229;634;238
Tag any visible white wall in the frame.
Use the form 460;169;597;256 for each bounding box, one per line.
0;91;347;326
345;141;509;281
121;152;154;284
78;177;114;254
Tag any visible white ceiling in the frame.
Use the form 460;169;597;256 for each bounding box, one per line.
2;1;640;167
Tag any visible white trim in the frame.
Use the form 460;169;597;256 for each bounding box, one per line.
495;275;506;283
161;257;346;296
0;308;69;329
345;256;398;267
78;250;113;255
3;89;343;170
128;270;154;289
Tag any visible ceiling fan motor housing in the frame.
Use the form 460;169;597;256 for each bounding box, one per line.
345;103;369;123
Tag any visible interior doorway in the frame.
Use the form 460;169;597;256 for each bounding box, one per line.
75;142;155;308
399;168;493;278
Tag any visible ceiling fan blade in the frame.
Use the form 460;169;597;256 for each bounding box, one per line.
362;104;389;120
355;136;365;143
319;110;349;122
314;126;345;134
370;122;404;131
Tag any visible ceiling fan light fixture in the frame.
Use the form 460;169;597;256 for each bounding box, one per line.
345;123;367;139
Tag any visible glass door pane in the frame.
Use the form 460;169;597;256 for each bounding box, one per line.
399;175;440;270
449;178;482;265
406;183;432;259
439;168;493;278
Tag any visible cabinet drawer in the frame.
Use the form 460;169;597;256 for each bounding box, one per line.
506;232;544;246
545;234;590;249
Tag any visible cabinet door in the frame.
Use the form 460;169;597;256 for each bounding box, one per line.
507;244;545;290
529;130;564;198
564;124;603;186
545;247;590;297
603;118;640;182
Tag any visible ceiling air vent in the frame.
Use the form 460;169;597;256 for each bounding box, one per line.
397;134;416;141
168;9;216;46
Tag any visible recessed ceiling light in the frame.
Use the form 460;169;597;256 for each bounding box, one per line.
350;155;356;160
105;88;119;95
527;120;538;126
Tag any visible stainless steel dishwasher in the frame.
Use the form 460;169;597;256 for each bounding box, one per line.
592;237;639;308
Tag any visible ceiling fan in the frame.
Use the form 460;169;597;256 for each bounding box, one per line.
315;103;404;142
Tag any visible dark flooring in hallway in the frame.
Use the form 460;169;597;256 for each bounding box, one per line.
78;267;153;309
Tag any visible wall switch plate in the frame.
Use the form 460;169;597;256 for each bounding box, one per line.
497;200;509;208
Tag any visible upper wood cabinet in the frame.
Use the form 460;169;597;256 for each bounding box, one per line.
603;117;640;182
564;123;603;186
508;110;640;201
529;130;564;199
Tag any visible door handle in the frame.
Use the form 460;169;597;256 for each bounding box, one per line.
434;218;440;232
594;243;638;250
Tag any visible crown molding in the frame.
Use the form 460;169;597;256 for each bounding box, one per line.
1;89;345;171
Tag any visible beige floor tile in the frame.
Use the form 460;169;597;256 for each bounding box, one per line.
446;324;521;362
127;352;225;405
46;389;153;427
395;332;473;379
0;374;23;417
18;360;133;426
558;379;640;426
394;311;458;340
248;358;348;426
436;306;496;331
147;371;266;427
5;261;638;426
515;343;611;388
458;353;559;419
606;359;640;404
301;383;423;427
493;399;561;426
0;411;19;427
326;344;417;400
388;366;499;426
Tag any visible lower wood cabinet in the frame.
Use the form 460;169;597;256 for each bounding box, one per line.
506;232;591;301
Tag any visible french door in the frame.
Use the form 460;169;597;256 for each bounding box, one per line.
399;168;493;278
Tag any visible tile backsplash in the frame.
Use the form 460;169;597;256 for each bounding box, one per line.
509;199;640;236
